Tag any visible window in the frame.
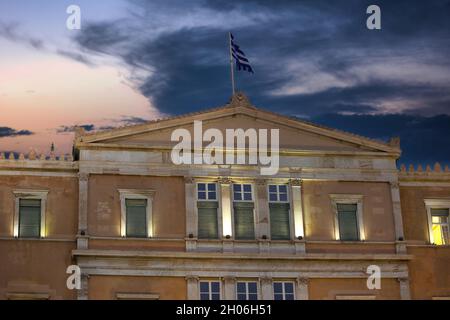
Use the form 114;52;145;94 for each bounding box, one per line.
13;190;48;238
431;208;449;245
233;184;253;201
19;199;41;238
197;183;219;239
126;199;147;238
197;183;217;201
119;189;154;238
199;281;221;300
233;184;255;240
273;282;295;300
268;185;290;240
268;185;288;202
337;204;359;241
424;199;450;246
236;281;258;300
330;195;364;241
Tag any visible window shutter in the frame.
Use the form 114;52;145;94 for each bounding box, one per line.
269;203;290;240
19;199;41;238
126;199;147;237
197;201;219;239
337;203;359;241
234;202;255;240
431;208;449;217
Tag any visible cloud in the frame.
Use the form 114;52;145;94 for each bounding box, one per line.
0;127;34;138
57;124;95;133
0;21;45;49
311;113;450;166
56;50;95;67
119;116;149;125
64;0;450;119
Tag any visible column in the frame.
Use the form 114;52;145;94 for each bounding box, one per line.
260;277;273;300
296;277;309;300
398;277;411;300
390;181;406;253
77;172;89;249
186;276;199;300
290;179;305;253
255;179;270;239
223;276;236;300
219;177;233;238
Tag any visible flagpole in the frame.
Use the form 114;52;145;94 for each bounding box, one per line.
228;32;236;96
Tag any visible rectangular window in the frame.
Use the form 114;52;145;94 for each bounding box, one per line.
233;184;253;202
268;185;288;202
197;183;217;201
19;199;41;238
233;184;255;240
236;281;258;300
268;185;290;240
199;281;221;300
197;201;219;239
197;183;219;239
125;199;147;238
431;208;449;245
273;282;295;300
337;203;359;241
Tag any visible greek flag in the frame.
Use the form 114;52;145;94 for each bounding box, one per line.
230;33;254;73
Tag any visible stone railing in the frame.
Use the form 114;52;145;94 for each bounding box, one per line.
0;151;73;162
399;163;449;173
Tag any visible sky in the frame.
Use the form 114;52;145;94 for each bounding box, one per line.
0;0;449;166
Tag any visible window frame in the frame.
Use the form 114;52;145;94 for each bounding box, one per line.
267;184;289;203
330;194;364;241
232;183;256;240
232;183;254;202
13;190;48;238
196;182;221;239
118;189;154;238
268;184;292;240
199;280;222;300
196;183;218;201
272;281;296;300
236;280;259;300
424;199;450;245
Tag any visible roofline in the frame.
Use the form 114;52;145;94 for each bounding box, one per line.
76;93;401;155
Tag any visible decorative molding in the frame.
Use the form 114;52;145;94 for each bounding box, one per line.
78;172;89;181
289;179;303;187
297;277;310;285
218;177;233;185
184;176;195;184
255;178;267;186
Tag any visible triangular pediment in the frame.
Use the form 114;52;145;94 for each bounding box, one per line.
77;94;400;155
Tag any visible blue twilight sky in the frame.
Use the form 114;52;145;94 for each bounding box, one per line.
0;0;450;166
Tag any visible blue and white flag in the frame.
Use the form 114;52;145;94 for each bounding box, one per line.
230;33;254;73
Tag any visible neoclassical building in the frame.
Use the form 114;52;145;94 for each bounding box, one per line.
0;93;449;300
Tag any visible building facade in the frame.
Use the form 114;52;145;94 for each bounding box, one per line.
0;93;449;300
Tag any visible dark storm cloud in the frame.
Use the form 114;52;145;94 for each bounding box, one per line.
57;124;95;133
68;0;450;163
312;113;450;166
0;127;34;138
119;116;149;125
